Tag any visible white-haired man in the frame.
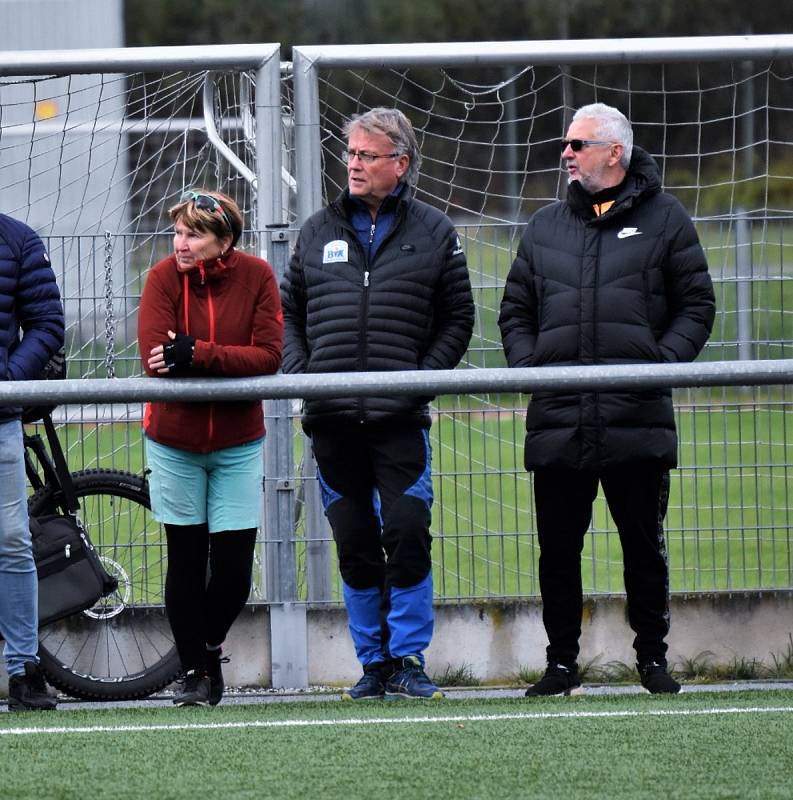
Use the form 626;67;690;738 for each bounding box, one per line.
499;103;715;696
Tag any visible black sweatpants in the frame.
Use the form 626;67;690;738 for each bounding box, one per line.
533;463;671;666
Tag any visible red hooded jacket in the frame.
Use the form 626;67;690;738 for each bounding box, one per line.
138;249;283;453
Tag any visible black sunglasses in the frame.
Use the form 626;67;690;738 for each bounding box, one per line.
179;191;233;232
561;139;615;152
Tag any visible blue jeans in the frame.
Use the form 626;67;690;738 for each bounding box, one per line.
0;419;39;676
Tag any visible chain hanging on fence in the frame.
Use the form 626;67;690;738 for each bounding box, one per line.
103;230;116;379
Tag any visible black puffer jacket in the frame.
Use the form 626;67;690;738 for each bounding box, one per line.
499;148;715;471
281;184;475;430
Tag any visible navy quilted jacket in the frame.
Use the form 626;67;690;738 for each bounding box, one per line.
0;214;65;421
499;148;715;471
281;184;475;430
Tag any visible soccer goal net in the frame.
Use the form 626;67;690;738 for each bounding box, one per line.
2;39;793;600
297;50;793;369
0;53;277;381
290;39;793;599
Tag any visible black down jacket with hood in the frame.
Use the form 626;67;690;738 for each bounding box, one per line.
281;184;475;431
499;147;715;471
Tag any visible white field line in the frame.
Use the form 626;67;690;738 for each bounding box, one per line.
1;705;792;737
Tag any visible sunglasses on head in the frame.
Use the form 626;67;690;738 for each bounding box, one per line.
561;138;615;152
179;191;233;232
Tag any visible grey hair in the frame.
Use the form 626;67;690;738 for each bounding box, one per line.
572;103;633;169
343;107;422;187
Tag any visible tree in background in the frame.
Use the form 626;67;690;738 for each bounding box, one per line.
125;0;793;50
123;0;793;218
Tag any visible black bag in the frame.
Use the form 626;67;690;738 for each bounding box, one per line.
31;513;119;627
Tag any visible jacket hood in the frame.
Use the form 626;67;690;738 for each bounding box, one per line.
567;146;662;219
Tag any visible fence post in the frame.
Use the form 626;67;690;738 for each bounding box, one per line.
263;225;308;689
292;47;323;226
291;45;334;602
303;441;333;602
736;210;753;360
254;48;284;235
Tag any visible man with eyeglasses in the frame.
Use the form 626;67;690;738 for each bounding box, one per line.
281;107;474;700
499;102;715;696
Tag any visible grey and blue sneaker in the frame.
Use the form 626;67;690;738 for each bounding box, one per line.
385;656;444;700
341;663;387;700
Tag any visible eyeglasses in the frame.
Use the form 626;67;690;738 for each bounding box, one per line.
342;149;401;165
179;191;233;232
561;139;615;152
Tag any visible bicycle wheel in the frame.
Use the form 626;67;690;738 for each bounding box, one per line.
29;469;181;700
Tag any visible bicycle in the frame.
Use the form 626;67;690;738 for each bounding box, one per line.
24;412;181;700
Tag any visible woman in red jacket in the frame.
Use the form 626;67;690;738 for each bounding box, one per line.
138;189;283;706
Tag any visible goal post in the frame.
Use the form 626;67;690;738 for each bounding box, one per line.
0;43;283;376
291;36;793;365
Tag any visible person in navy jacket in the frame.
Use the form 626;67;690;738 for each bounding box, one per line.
0;213;64;710
281;108;474;700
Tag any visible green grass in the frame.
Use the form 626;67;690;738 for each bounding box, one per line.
2;692;793;799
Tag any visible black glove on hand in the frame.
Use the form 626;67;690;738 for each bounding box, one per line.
162;333;196;369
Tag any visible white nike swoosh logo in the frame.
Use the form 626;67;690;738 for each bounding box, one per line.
617;229;642;239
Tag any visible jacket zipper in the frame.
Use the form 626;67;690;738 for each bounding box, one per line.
207;283;215;442
334;201;406;422
356;227;375;422
183;272;216;444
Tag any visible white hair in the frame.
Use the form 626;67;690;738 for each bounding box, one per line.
572;103;633;169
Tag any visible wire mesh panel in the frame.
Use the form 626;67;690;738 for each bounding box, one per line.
2;40;793;610
0;46;281;605
291;40;793;602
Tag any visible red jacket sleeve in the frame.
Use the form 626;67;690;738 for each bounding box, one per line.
138;260;179;378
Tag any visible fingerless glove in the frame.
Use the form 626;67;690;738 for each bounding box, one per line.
163;333;195;368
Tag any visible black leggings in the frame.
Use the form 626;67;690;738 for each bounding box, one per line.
164;524;257;673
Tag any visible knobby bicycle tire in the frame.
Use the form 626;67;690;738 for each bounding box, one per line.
29;469;181;700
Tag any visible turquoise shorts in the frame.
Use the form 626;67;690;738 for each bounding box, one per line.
145;436;264;532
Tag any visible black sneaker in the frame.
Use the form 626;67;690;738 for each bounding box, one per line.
205;648;229;706
341;663;387;701
385;656;444;700
525;662;583;697
8;661;57;711
638;661;681;694
173;669;211;706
